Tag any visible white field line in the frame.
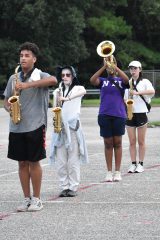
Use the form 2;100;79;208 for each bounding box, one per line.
1;200;160;205
0;163;49;178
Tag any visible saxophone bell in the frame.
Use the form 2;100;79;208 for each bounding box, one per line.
52;107;62;133
126;81;134;120
8;64;21;124
52;83;63;133
126;99;134;120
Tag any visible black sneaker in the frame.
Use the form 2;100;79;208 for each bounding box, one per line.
67;190;78;197
59;189;69;197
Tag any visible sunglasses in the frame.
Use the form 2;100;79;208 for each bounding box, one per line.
129;66;138;70
61;73;71;78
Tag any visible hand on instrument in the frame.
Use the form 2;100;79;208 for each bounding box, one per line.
130;90;139;96
59;96;70;102
15;82;28;91
103;58;110;68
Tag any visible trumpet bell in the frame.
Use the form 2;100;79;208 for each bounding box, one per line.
97;40;115;58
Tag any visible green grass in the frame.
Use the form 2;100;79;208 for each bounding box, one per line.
1;98;160;127
0;99;3;108
151;98;160;106
82;98;100;107
148;121;160;127
1;97;160;108
82;97;160;107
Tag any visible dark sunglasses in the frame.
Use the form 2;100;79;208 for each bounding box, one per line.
129;66;138;70
61;73;71;78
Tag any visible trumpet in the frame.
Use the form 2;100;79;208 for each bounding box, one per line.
97;40;117;74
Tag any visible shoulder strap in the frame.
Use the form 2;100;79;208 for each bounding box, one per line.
133;82;148;105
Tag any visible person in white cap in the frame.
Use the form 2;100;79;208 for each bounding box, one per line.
125;60;155;173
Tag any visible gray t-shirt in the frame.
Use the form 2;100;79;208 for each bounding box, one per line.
4;70;50;133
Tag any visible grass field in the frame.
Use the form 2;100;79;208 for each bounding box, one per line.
1;98;160;126
82;97;160;107
1;97;160;108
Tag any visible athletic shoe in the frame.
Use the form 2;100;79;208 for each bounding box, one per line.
67;190;78;197
59;189;69;197
105;171;113;182
27;197;43;212
128;164;137;173
17;197;31;212
135;163;144;173
113;171;122;182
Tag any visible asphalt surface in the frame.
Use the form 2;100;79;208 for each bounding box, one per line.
1;107;160;240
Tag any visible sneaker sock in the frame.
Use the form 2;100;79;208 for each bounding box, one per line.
139;161;143;166
132;161;137;165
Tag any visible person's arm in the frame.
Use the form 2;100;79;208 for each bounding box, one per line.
90;61;129;86
131;80;155;96
15;75;57;91
132;89;155;96
114;65;129;84
60;86;86;102
4;98;10;113
90;65;106;86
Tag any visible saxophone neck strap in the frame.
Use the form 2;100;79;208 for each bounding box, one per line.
132;78;147;104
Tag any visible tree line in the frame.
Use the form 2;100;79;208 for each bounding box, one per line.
0;0;160;89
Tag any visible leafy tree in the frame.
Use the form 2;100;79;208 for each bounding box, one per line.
0;0;160;90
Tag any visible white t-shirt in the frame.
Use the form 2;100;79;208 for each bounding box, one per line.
53;85;85;121
124;78;155;113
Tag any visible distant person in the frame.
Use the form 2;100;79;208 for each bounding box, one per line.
125;60;155;173
50;66;88;197
90;57;129;182
3;42;57;211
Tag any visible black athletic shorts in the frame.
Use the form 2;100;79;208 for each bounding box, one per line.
126;113;148;128
8;125;46;162
98;114;126;138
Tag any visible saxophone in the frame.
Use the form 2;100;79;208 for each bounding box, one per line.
126;79;134;120
8;65;21;124
52;83;62;133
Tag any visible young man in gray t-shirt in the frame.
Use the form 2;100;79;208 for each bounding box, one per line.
3;42;57;212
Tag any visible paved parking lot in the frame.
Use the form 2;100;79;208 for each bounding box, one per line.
1;107;160;240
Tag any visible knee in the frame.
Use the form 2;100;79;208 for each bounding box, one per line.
130;139;136;147
104;142;113;149
138;141;145;147
29;161;41;169
18;161;29;170
114;142;122;149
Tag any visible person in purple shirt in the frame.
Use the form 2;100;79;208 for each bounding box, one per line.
90;58;129;182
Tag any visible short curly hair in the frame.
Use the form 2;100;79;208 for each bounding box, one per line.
18;42;40;57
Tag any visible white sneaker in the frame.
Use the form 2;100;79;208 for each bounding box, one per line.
27;197;43;212
105;171;113;182
135;163;144;173
17;197;31;212
128;164;137;173
113;171;122;182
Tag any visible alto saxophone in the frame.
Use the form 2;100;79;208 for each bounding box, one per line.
126;80;134;120
8;65;21;124
52;83;62;133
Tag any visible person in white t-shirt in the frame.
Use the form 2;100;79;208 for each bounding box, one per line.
50;66;88;197
125;60;155;173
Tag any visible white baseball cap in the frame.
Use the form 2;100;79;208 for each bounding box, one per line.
128;60;142;68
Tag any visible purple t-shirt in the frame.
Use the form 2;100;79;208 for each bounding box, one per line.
98;76;129;118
